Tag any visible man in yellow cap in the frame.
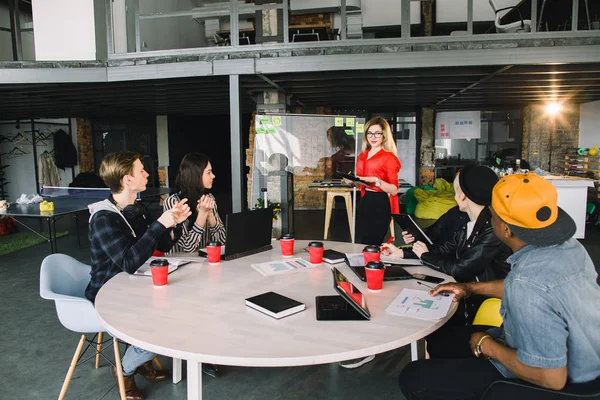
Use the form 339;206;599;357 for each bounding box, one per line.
399;173;600;399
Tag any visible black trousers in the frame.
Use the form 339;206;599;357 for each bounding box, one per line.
399;358;504;400
356;191;390;245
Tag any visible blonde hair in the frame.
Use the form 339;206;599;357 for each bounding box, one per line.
99;151;140;193
361;116;398;155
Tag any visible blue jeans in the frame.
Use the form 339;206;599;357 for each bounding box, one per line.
121;346;156;376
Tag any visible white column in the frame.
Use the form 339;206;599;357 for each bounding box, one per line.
156;115;169;188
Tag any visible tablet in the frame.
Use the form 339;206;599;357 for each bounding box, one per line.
331;267;370;320
334;171;369;186
392;213;433;245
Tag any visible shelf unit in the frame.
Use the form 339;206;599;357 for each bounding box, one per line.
563;154;600;200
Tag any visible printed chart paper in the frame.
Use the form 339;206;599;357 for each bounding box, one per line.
251;257;316;276
385;288;455;320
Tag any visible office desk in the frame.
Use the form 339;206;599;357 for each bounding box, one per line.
95;240;455;400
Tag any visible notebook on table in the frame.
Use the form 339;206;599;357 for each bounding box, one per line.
245;291;306;319
199;207;273;260
344;253;413;282
322;249;346;264
134;257;192;276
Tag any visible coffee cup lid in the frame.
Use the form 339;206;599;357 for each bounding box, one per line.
207;242;221;247
281;234;295;240
365;261;385;270
149;258;169;267
308;241;324;248
363;245;380;253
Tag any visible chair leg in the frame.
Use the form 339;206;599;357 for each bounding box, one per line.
113;338;127;400
58;334;86;400
95;332;103;369
152;356;163;370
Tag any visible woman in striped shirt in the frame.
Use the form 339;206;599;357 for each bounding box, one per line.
164;153;226;253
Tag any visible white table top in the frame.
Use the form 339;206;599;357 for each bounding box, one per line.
95;240;455;367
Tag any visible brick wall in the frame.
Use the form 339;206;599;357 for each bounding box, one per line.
419;107;435;185
522;104;579;173
76;118;94;173
290;14;331;28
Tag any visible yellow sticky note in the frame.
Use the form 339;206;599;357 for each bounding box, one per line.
356;123;365;133
346;118;355;127
335;117;344;127
272;116;282;126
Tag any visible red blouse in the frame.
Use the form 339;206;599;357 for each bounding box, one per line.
356;149;402;214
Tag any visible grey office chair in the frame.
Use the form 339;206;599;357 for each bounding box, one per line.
480;377;600;399
489;0;531;33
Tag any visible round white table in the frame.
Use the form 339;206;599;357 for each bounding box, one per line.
95;240;455;400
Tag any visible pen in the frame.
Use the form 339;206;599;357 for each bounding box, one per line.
416;281;449;296
386;236;395;244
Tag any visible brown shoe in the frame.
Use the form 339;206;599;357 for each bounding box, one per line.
135;360;170;382
112;367;144;400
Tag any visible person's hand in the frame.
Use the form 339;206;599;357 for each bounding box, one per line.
197;195;215;214
430;282;471;302
158;199;191;228
342;178;355;186
401;231;415;244
381;243;404;258
412;241;429;258
469;332;494;357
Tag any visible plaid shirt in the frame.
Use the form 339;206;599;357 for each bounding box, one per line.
85;207;176;303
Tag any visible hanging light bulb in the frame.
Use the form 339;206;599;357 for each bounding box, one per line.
15;119;20;129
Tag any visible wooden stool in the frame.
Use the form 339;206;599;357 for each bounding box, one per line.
323;189;353;241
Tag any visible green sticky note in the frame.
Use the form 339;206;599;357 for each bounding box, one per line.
260;117;270;124
356;123;365;133
346;118;355;127
344;129;355;136
266;127;277;134
256;127;266;134
272;116;282;126
335;117;344;127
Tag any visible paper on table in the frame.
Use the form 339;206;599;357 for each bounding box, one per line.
250;258;316;276
385;288;455;320
134;256;197;276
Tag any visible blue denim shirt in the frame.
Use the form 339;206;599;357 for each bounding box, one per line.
489;238;600;383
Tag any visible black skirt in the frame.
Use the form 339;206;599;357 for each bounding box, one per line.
356;191;391;245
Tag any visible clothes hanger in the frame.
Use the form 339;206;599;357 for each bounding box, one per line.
10;132;33;145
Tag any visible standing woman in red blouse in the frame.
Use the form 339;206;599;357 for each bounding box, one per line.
355;116;401;245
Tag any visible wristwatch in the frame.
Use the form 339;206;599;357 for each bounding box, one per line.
474;334;492;358
375;178;382;187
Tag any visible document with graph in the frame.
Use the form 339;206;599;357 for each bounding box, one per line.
385;288;455;320
250;258;316;276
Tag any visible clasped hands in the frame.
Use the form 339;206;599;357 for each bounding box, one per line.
380;231;429;258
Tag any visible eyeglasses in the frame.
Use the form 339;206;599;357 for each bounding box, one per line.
366;132;383;138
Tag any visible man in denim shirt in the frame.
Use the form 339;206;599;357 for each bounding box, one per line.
399;173;600;399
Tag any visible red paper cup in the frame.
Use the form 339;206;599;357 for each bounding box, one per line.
308;242;324;264
206;245;222;264
280;238;295;257
365;266;384;291
150;266;168;287
363;245;381;264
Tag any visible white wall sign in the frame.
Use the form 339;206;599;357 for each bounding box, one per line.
436;111;481;139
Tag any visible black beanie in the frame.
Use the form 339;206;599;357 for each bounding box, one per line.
458;165;499;206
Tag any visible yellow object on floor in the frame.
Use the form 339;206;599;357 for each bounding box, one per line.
39;201;54;212
414;178;457;220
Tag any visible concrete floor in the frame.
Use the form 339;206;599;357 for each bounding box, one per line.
1;206;599;400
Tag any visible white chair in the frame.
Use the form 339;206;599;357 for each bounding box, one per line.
489;0;531;33
40;254;127;400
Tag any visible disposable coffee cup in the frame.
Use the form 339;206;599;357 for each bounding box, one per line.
363;245;381;265
308;241;324;264
365;261;385;291
149;259;169;287
206;242;222;264
280;234;295;257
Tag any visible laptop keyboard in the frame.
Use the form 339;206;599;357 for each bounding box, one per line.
222;244;273;261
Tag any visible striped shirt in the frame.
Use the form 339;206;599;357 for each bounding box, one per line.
163;193;226;253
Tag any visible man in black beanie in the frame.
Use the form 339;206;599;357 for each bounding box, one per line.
382;165;512;358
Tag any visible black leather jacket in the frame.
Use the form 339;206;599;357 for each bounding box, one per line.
420;207;511;283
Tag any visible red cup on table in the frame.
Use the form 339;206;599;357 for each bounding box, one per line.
308;241;324;264
365;261;385;291
206;242;222;265
149;259;169;287
363;245;381;264
280;233;295;257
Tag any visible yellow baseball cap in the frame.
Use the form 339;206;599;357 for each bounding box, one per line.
491;173;576;246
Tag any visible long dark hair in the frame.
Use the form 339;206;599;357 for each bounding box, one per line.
175;153;211;222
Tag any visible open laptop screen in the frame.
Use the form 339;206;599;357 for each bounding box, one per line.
331;267;370;319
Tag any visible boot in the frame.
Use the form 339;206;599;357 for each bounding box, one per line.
112;367;144;400
202;364;220;378
135;360;170;382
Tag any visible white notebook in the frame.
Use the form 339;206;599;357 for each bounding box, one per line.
134;257;193;276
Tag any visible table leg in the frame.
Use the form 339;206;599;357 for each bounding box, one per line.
46;217;55;254
52;217;58;253
75;212;81;248
323;193;334;240
187;361;203;400
173;358;182;384
410;340;419;361
343;193;353;242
